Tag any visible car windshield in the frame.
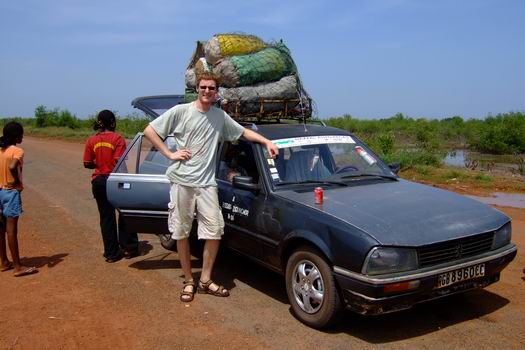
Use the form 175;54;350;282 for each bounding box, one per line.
264;135;396;186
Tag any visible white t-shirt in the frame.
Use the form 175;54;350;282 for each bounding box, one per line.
149;102;245;187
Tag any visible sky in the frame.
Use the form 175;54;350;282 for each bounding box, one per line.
0;0;523;120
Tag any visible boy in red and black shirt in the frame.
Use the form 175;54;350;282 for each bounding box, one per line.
83;110;138;262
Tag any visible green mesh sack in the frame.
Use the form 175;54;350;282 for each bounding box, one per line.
205;34;266;65
213;42;296;88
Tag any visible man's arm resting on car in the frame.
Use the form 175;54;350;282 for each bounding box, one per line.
242;128;278;159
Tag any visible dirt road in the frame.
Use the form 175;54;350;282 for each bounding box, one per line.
1;137;524;349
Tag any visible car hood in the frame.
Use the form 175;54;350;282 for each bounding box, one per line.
276;179;509;246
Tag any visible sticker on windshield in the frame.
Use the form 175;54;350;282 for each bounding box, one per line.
267;158;275;166
270;167;278;174
272;135;355;148
271;173;280;180
355;146;377;165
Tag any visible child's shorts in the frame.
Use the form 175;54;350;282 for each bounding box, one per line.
0;189;22;217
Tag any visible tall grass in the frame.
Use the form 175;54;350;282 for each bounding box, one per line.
325;111;524;170
1;106;524;160
0;106;151;140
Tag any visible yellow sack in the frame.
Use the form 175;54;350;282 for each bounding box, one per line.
205;34;266;65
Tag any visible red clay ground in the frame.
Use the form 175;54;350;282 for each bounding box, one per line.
1;137;524;349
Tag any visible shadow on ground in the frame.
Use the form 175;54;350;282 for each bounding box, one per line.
214;249;290;304
22;253;68;268
215;248;510;341
127;237;510;342
329;289;509;342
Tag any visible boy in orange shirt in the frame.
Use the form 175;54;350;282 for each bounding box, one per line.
0;122;38;277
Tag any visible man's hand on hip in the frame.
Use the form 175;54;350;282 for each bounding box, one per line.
170;148;192;161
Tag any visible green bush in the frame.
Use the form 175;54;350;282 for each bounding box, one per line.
381;149;442;170
58;110;80;129
376;132;395;156
474;174;493;182
34;105;80;129
441;169;467;181
467;112;525;154
35;105;48;128
115;112;151;138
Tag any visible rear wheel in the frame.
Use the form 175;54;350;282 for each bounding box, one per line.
285;246;342;328
159;233;177;251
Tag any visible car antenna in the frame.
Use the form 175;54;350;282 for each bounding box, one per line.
295;77;309;132
302;114;308;132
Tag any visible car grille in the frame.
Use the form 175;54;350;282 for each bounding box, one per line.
417;232;494;268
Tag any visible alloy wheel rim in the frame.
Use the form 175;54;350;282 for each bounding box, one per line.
291;259;324;314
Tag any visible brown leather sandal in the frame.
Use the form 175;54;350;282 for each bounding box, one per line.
197;279;230;297
180;280;196;302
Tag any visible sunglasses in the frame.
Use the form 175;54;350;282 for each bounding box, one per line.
199;85;217;91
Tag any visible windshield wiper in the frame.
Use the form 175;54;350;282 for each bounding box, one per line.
275;180;348;187
340;173;398;181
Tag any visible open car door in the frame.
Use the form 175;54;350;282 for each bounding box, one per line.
106;133;175;235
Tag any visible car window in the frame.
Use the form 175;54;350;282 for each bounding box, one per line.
264;135;392;184
114;137;139;174
139;136;176;174
114;135;175;175
217;141;259;183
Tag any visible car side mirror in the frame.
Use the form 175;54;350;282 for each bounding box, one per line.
388;162;400;175
232;176;260;192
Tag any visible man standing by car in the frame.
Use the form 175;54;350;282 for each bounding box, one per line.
144;72;278;302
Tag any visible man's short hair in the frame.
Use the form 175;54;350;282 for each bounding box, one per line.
196;72;221;88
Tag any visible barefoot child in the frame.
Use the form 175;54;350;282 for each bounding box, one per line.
0;122;38;277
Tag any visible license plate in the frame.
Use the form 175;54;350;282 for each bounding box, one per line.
437;263;485;289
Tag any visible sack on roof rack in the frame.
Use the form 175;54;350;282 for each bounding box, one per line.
221;75;311;120
204;34;266;65
184;34;313;121
213;42;296;88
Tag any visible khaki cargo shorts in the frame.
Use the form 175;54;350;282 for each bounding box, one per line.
168;183;224;240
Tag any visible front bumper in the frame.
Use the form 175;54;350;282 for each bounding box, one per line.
334;244;517;315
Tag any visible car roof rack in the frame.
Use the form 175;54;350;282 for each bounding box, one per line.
226;98;315;120
238;118;325;127
226;98;326;127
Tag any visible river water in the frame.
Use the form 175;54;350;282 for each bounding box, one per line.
467;192;525;209
444;149;523;173
443;149;525;208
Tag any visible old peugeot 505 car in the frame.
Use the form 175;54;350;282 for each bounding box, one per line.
107;95;517;328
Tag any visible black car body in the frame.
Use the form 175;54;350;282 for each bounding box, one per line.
107;95;517;328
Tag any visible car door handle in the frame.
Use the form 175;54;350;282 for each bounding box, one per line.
118;182;131;190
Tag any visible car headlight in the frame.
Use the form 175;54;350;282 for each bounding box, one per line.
492;222;512;250
362;247;418;275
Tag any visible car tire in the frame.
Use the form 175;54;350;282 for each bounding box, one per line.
285;246;342;328
159;233;177;251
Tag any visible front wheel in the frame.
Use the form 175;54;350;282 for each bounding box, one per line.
159;233;177;251
285;247;342;328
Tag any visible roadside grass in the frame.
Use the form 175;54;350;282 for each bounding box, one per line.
24;126;94;141
399;165;524;194
24;120;147;141
21;127;525;195
5;115;524;195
